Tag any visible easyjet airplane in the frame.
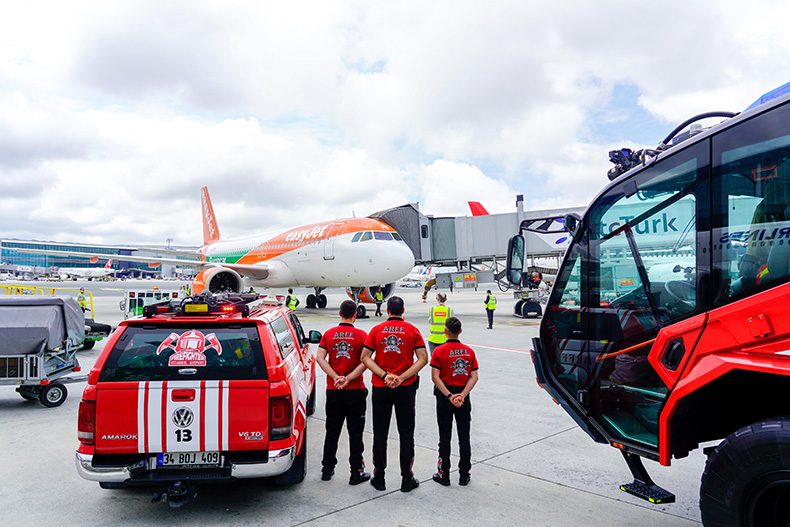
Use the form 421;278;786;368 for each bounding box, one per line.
58;259;115;280
20;187;415;311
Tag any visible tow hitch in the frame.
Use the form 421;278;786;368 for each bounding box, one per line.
619;452;675;504
152;481;198;508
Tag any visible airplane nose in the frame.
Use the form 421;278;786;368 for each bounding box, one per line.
392;242;415;277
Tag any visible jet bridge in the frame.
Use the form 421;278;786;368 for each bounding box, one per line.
371;195;584;283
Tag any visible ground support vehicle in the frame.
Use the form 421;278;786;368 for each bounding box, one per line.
0;297;87;407
508;87;790;525
119;288;181;319
75;293;318;507
0;284;111;350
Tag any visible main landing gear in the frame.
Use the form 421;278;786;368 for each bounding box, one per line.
306;288;327;309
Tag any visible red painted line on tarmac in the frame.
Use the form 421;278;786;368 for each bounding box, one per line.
467;343;531;354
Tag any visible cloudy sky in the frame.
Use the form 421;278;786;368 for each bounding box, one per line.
1;1;788;246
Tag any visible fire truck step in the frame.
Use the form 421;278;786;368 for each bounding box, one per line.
619;481;675;504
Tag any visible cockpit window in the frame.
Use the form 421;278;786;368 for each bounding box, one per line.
392;232;403;241
360;232;373;242
374;231;392;241
351;232;363;243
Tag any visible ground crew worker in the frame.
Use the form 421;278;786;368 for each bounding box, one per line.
484;290;496;329
374;287;384;317
286;288;300;311
361;296;428;493
317;300;371;485
427;293;452;354
184;283;191;296
430;317;478;486
76;287;89;313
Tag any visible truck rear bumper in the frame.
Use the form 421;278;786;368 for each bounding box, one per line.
75;447;295;483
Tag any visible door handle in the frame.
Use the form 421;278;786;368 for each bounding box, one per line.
172;389;196;402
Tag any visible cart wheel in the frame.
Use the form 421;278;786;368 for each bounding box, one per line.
39;383;68;407
81;340;96;350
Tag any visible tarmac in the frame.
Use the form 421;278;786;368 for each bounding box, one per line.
0;279;706;526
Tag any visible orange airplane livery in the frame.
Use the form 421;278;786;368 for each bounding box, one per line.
20;187;415;310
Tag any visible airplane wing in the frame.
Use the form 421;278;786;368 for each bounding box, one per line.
15;248;270;280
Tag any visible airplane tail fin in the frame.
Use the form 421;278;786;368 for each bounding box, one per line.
201;186;221;245
468;201;489;216
105;259;113;269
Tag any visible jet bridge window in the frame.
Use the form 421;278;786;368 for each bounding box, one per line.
374;232;393;241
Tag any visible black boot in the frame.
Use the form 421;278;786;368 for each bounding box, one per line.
349;469;371;485
432;472;450;486
400;476;420;492
370;473;386;491
321;468;334;481
459;473;471;486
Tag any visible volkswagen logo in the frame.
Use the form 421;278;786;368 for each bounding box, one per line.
172;407;194;428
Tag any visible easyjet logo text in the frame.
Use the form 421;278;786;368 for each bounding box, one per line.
285;225;329;243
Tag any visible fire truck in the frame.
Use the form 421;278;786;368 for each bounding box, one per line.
507;84;790;525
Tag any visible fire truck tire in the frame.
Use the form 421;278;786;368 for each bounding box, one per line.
39;383;68;407
81;340;96;350
273;427;307;485
700;418;790;527
307;383;316;416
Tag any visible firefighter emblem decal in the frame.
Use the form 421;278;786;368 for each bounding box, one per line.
451;358;470;377
334;340;352;360
157;330;222;367
381;335;404;353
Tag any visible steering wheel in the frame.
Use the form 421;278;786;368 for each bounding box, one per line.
663;280;695;309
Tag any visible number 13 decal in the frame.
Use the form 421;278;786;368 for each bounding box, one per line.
176;429;192;442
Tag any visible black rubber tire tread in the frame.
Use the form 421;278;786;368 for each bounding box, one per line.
273;425;307;485
700;418;790;527
38;383;68;407
306;382;316;416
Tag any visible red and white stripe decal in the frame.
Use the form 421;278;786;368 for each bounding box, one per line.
135;380;229;453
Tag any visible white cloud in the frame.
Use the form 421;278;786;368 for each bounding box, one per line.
0;1;788;245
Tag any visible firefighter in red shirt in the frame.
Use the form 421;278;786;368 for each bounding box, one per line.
316;300;371;485
430;317;479;486
361;296;428;493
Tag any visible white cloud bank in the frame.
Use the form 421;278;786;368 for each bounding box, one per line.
1;1;788;244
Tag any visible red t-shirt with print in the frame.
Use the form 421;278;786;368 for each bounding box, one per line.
364;317;426;388
430;340;479;387
319;323;368;390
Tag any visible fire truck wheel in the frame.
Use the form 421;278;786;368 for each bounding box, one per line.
307;383;316;416
700;419;790;527
81;340;96;350
39;383;68;407
273;426;307;486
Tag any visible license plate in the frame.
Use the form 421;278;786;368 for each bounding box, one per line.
156;451;221;468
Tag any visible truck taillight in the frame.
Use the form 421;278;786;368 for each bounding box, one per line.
78;400;96;445
269;396;292;440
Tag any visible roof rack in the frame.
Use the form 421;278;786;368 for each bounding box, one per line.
142;292;274;318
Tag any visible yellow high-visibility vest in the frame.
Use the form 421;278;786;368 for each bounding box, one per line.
428;305;453;344
486;295;497;310
374;291;384;302
287;295;298;310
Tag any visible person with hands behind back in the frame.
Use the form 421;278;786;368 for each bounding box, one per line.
430;317;479;487
316;300;371;485
361;296;428;493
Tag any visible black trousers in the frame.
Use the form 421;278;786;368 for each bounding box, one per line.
435;386;472;476
321;389;368;473
375;302;383;316
486;309;494;328
372;383;417;478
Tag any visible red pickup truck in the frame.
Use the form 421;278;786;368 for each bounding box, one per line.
75;294;317;505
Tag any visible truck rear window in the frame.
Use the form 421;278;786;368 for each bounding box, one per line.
99;324;266;381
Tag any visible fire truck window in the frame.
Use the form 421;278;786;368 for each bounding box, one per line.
271;316;296;358
289;313;306;346
99;325;265;381
713;102;790;304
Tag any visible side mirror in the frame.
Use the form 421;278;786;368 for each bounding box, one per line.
506;235;525;286
305;330;322;344
564;213;582;240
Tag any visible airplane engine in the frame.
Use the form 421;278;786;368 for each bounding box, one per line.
193;267;243;294
346;283;395;304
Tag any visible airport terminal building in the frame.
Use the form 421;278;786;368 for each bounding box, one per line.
0;239;196;278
